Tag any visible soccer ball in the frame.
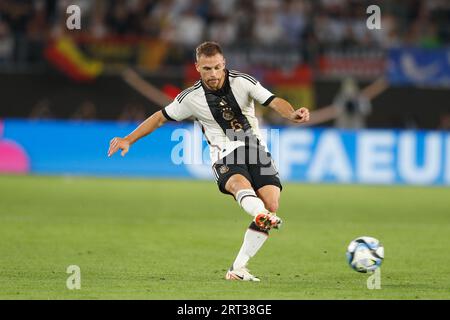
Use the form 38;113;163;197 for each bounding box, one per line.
346;236;384;273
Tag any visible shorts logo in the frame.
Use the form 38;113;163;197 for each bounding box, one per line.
219;165;229;174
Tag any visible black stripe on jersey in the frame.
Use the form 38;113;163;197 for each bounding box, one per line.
229;70;257;83
262;95;276;107
176;81;201;103
161;108;176;121
177;81;201;103
178;80;200;97
229;70;257;85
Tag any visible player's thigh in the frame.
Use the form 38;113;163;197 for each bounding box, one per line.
256;185;281;213
224;174;253;196
212;162;253;197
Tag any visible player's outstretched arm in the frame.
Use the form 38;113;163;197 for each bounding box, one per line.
108;110;168;157
268;97;310;124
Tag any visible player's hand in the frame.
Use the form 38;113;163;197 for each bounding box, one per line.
108;137;130;157
290;107;310;123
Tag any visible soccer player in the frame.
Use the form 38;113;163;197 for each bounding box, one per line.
108;42;310;281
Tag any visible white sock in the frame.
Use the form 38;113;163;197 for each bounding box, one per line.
232;228;268;270
235;189;268;217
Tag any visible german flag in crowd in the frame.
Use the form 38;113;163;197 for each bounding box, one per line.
45;37;103;82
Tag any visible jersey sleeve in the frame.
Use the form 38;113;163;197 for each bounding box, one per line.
162;98;193;122
249;81;276;107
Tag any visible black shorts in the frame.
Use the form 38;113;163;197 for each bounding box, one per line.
212;146;282;195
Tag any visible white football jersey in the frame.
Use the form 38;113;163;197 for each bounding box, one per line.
162;70;275;164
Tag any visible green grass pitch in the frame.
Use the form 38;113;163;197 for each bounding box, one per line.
0;175;449;299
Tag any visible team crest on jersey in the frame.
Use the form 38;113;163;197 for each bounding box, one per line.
219;165;230;174
222;109;235;121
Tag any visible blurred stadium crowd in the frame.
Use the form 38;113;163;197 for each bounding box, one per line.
1;0;449;65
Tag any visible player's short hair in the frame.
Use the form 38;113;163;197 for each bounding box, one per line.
195;41;223;61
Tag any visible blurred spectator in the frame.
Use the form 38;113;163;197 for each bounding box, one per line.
233;0;256;43
89;3;108;39
0;21;14;64
71;100;97;120
29;98;54;119
118;103;147;122
1;0;33;63
314;13;346;47
333;77;371;129
373;13;401;48
173;8;205;47
438;114;450;131
210;0;237;18
106;0;134;35
278;0;308;46
253;6;283;45
208;15;237;46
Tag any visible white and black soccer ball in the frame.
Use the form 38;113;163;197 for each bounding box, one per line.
346;236;384;273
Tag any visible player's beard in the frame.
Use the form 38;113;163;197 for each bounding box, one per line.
205;73;224;91
207;79;219;89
